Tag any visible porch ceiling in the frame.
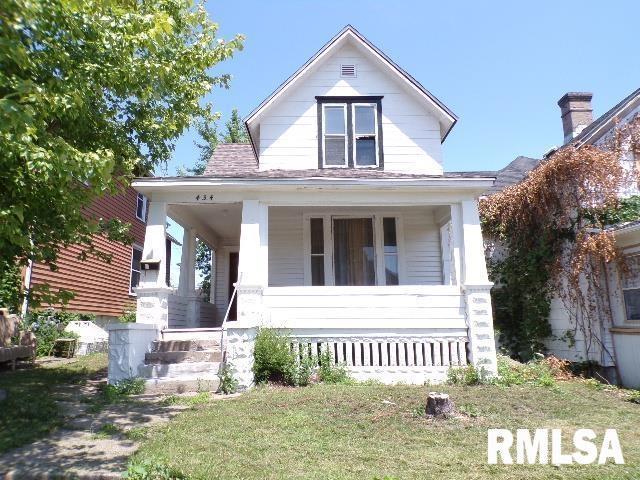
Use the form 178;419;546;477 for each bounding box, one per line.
169;202;242;244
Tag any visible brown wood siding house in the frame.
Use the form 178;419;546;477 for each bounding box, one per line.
28;186;170;319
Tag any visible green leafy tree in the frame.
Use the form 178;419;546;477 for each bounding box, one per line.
0;0;243;309
222;108;249;143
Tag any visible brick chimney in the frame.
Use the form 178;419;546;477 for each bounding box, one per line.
557;92;593;144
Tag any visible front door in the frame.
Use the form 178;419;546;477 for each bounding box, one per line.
228;252;239;321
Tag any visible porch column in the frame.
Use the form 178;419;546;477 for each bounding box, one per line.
135;200;171;330
178;227;196;295
459;200;498;376
227;200;268;390
179;227;200;327
449;204;463;286
460;200;489;285
238;200;269;287
140;201;168;288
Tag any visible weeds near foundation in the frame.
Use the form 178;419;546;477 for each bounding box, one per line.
218;362;239;394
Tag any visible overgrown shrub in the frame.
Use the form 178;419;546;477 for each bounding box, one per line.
25;309;90;356
318;348;351;384
253;328;297;384
218;362;239;394
252;328;320;386
493;354;556;387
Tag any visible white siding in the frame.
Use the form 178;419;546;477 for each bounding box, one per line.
258;42;443;174
403;209;443;285
268;207;305;286
268;206;442;287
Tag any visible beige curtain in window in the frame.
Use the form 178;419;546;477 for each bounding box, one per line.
333;218;375;286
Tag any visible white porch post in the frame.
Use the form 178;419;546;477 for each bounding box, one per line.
449;204;463;286
178;227;200;328
238;200;269;288
458;200;498;376
140;201;168;288
226;199;269;390
178;227;196;295
135;200;171;329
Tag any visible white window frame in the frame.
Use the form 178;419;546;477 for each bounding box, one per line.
621;252;640;323
303;212;405;287
136;193;148;222
322;104;348;168
352;103;379;168
129;244;144;295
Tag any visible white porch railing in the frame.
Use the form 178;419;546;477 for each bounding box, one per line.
167;292;217;328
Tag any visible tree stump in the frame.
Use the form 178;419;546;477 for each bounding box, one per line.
425;392;454;416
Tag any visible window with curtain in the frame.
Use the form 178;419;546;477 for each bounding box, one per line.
333;218;376;286
383;217;399;285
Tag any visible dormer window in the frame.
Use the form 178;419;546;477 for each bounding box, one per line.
317;96;384;169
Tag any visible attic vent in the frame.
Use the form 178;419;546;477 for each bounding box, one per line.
340;64;356;78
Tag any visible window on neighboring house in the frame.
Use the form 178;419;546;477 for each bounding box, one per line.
130;246;143;294
136;193;147;222
622;254;640;321
310;218;325;286
317;96;383;169
382;217;399;285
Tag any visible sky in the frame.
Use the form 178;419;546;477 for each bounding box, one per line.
165;0;640;176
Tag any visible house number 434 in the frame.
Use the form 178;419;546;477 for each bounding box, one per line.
195;194;214;201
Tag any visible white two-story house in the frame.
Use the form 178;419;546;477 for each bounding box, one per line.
107;25;498;391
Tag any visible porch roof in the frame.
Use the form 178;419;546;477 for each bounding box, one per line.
202;144;495;181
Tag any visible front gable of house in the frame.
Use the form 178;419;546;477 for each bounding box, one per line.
245;26;456;175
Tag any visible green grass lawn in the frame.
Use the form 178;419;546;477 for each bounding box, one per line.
0;353;107;452
132;381;640;480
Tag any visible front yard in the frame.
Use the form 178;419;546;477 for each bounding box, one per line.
2;354;639;479
132;380;640;479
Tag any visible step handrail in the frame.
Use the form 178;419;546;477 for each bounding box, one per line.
220;273;241;361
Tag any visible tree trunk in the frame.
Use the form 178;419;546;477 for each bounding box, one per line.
425;392;454;416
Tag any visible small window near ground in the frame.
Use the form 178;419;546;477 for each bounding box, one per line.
310;218;325;286
622;255;640;321
136;193;147;222
130;246;143;293
383;217;399;285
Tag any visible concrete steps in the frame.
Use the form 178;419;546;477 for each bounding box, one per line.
144;376;220;394
145;350;222;364
151;339;219;352
142;338;223;394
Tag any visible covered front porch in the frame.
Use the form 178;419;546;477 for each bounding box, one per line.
119;177;497;387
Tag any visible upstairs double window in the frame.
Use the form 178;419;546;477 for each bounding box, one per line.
317;96;383;169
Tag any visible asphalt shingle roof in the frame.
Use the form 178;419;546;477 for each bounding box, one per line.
485;156;540;195
203;143;494;180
